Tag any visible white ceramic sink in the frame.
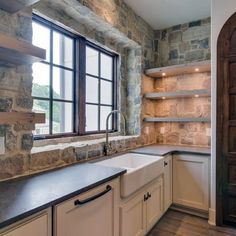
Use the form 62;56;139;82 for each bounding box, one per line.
97;153;164;197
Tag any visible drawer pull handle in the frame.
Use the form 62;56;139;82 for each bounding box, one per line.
74;185;112;205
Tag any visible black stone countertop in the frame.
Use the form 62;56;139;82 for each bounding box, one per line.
130;144;211;156
0;163;126;229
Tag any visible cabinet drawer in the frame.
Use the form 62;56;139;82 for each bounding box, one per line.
0;209;51;236
54;179;119;236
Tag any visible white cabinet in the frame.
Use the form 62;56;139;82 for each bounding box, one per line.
0;209;51;236
120;190;146;236
173;154;209;211
163;154;172;212
146;178;163;232
54;178;119;236
120;176;163;236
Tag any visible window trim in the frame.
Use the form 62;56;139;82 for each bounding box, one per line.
32;14;118;140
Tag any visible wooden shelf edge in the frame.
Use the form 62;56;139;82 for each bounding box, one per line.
143;117;211;123
0;34;46;65
146;60;211;78
144;89;211;99
0;112;45;125
0;0;40;13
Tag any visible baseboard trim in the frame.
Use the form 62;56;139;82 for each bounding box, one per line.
170;204;209;219
208;208;216;226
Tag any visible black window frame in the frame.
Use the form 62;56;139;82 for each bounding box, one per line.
32;14;118;140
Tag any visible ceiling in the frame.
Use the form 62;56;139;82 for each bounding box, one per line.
123;0;211;30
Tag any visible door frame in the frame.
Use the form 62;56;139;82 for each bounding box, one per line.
216;12;236;226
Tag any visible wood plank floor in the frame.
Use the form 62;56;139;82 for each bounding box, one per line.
148;210;236;236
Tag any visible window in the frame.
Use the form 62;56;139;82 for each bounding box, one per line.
86;46;114;132
32;15;117;138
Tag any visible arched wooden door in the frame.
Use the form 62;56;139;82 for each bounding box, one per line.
217;12;236;226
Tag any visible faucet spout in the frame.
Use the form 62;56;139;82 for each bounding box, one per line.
104;110;126;156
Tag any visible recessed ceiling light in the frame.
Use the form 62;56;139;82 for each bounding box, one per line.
162;73;166;76
195;68;199;72
162;97;166;100
194;94;199;98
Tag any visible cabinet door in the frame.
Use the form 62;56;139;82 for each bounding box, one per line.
146;177;163;232
55;180;118;236
120;192;146;236
1;210;51;236
164;155;172;211
173;154;209;210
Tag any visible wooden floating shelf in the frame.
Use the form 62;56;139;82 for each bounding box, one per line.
146;60;211;78
144;117;211;123
0;34;46;65
0;112;45;125
144;89;211;100
0;0;40;13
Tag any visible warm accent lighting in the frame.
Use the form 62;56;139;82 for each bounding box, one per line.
162;97;166;100
195;68;199;72
194;94;199;98
162;72;166;76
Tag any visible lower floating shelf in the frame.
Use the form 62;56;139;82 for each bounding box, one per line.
0;112;45;125
144;117;211;123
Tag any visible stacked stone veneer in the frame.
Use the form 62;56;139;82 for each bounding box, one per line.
143;72;211;147
0;0;157;180
0;9;35;180
154;18;211;66
0;0;211;180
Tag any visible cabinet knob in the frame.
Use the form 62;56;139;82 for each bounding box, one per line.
144;194;148;201
147;192;152;198
164;161;168;166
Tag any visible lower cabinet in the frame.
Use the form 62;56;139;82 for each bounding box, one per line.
0;209;51;236
54;178;119;236
173;154;209;211
120;176;163;236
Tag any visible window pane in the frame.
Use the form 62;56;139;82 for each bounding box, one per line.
53;102;73;134
32;22;50;62
32;63;50;98
33;100;50;135
86;76;98;103
53;31;73;68
86;46;99;76
86;105;98;131
53;68;73;101
101;80;112;105
100;106;112;130
101;53;113;80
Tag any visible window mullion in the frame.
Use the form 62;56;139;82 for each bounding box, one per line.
49;28;53;135
78;37;86;134
98;52;101;132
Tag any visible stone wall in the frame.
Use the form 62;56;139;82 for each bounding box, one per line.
154;17;211;66
0;0;157;181
0;9;35;180
0;1;212;180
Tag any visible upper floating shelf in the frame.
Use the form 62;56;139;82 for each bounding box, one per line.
0;0;40;13
145;89;211;100
0;34;46;65
146;60;211;78
144;117;211;123
0;112;45;125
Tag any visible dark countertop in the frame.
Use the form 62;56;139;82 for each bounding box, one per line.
130;144;211;156
0;163;126;229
